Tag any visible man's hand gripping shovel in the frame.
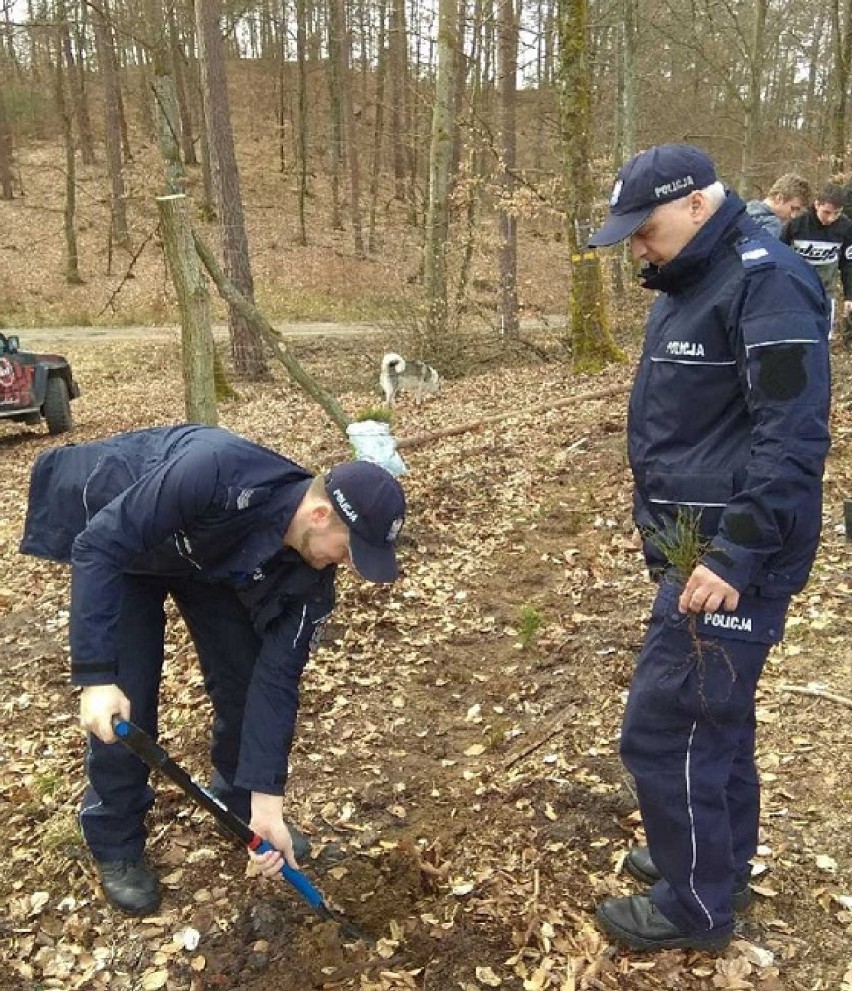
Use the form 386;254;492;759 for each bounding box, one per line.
112;717;372;944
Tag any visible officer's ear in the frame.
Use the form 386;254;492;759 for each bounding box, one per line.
688;191;705;219
308;499;335;529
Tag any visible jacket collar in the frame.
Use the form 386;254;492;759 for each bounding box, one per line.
640;191;747;293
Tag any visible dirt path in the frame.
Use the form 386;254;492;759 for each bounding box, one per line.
13;321;384;346
9;315;568;347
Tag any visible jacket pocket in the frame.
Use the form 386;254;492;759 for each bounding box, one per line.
668;595;786;724
644;469;734;509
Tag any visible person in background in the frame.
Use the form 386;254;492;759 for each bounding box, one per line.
781;182;852;345
745;173;811;238
19;425;406;916
587;144;831;952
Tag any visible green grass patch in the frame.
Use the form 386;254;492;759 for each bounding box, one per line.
518;604;544;650
353;406;393;423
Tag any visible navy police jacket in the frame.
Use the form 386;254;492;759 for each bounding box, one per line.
19;425;335;793
630;192;831;599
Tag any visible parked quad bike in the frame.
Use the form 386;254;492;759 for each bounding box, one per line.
0;333;80;435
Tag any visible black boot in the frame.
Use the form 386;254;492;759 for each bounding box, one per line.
625;846;753;911
97;858;162;916
596;893;732;952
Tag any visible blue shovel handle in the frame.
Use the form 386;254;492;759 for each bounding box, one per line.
249;838;324;908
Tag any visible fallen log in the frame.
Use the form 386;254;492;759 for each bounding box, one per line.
395;381;631;450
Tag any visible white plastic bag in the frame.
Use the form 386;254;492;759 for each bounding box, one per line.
346;420;408;476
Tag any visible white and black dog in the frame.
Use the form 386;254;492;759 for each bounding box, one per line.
379;352;441;406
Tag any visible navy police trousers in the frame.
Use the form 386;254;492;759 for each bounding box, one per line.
621;580;788;934
80;575;258;861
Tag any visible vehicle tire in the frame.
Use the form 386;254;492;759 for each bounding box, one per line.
44;376;73;434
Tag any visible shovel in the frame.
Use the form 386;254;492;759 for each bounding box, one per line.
111;717;372;943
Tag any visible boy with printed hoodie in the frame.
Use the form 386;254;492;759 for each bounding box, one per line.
782;182;852;342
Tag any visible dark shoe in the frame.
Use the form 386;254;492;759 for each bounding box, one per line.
97;858;162;917
596;893;732;952
625;846;753;911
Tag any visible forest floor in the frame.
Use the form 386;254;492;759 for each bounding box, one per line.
0;329;850;991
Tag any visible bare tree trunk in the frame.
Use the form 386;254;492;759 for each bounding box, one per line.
169;6;198;166
327;0;344;230
0;76;13;200
158;194;218;425
60;0;95;164
3;5;19;73
153;71;187;194
195;0;268;380
197;92;217;220
423;0;457;345
497;0;518;337
389;0;407;199
368;0;388;253
182;26;217;219
114;35;132;162
295;0;309;245
92;0;129;249
556;0;621;373
830;0;852;173
622;0;637;158
804;8;826;138
54;12;83;283
455;0;486;314
275;0;287;174
616;0;638;293
135;40;157;140
407;5;422;227
334;0;364;255
739;0;767;196
450;0;467;184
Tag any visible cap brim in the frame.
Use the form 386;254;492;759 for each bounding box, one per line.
349;531;399;583
588;206;654;247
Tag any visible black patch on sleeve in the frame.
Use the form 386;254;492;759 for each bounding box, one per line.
705;547;734;567
724;512;762;547
756;343;806;401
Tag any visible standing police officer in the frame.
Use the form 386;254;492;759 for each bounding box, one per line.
588;145;831;951
20;425;406;916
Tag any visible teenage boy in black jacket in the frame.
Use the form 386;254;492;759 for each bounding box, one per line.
782;182;852;343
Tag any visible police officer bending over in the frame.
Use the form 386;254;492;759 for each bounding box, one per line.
20;425;406;916
588;145;830;952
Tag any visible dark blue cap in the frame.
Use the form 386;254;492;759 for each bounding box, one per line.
325;461;406;583
589;144;717;247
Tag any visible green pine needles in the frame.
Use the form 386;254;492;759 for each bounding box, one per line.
641;506;709;583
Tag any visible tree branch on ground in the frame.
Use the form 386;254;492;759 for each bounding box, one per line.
395;382;630;450
780;684;852;709
191;228;351;435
